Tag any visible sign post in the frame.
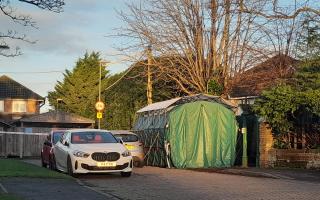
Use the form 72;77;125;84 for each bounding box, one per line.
96;112;102;119
242;117;248;168
95;101;105;129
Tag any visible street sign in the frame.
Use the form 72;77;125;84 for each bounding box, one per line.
95;101;105;111
97;112;103;119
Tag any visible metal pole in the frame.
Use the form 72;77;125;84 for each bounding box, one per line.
147;45;153;105
242;116;248;168
98;63;101;129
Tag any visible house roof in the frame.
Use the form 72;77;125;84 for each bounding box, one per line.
19;111;95;124
137;94;236;113
0;75;44;100
0;120;12;128
229;54;299;98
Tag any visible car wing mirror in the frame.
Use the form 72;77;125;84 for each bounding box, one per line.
47;141;52;147
64;140;69;147
44;141;52;147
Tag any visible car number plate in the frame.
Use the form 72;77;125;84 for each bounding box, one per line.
97;162;116;167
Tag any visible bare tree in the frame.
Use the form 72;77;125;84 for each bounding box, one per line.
117;0;320;95
0;0;64;57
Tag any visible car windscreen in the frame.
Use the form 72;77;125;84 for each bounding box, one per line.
71;131;118;144
115;134;139;142
52;132;64;144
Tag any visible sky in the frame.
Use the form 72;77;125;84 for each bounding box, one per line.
0;0;317;113
0;0;132;112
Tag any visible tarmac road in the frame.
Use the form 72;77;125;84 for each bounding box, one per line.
0;177;107;200
18;159;320;200
79;167;320;200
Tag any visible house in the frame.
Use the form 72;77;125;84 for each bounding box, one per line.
13;111;95;133
0;75;45;131
228;54;299;106
0;75;95;133
227;55;300;167
226;54;319;168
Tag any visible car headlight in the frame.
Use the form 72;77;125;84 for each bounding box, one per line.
122;150;131;157
73;150;90;158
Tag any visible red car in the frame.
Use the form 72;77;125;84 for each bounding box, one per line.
41;130;66;170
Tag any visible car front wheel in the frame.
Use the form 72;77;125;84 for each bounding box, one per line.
121;171;132;177
67;156;78;178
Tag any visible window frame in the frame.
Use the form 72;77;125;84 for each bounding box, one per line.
12;100;27;113
0;100;4;112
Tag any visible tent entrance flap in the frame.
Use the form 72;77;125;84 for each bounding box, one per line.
166;101;238;168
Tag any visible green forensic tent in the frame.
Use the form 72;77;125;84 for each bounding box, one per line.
134;94;238;168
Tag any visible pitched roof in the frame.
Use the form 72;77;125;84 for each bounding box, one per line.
137;94;236;113
229;54;299;98
20;111;95;124
0;120;12;127
0;75;44;100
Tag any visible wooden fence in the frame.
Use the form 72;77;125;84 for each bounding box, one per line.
0;132;48;158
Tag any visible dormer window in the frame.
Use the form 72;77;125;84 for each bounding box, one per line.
12;100;27;113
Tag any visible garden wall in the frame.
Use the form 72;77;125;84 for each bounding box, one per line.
259;123;320;169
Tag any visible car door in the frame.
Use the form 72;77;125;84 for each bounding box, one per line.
60;132;71;169
42;134;52;163
54;132;70;170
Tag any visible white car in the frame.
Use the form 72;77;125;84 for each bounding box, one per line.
54;129;133;177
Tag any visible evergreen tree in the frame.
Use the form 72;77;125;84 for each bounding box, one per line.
48;52;109;121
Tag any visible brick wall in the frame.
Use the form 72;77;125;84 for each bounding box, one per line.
258;122;320;169
259;122;276;168
274;149;320;169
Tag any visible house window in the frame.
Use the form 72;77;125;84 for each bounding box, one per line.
12;100;27;113
0;100;4;112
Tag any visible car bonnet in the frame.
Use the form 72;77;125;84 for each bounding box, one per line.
71;143;127;153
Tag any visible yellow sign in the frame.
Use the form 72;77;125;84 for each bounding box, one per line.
241;128;247;134
95;101;105;111
97;112;103;119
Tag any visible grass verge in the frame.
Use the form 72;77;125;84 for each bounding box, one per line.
0;159;71;179
0;194;23;200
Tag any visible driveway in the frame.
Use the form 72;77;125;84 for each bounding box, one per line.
22;159;320;200
79;167;320;200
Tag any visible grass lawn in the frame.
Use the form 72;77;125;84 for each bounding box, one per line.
0;194;23;200
0;159;70;179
